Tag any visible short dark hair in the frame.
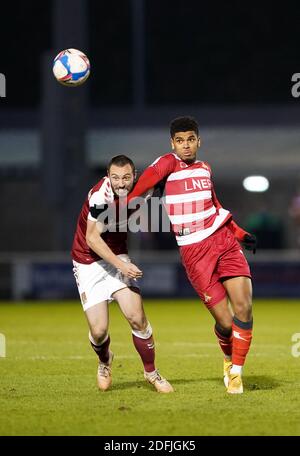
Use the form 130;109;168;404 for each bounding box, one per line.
107;155;135;173
170;116;199;138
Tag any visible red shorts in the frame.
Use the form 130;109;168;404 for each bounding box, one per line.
179;224;251;309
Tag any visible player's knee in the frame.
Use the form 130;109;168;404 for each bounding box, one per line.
89;327;108;345
213;311;233;330
215;320;232;334
233;298;252;321
126;313;147;331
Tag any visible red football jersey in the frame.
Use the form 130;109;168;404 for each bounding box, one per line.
71;177;128;264
128;153;232;246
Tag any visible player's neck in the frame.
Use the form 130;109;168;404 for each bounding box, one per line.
181;158;197;165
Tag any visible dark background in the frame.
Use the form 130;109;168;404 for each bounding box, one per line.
1;0;299;107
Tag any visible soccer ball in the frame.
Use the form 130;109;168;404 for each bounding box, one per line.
52;48;90;86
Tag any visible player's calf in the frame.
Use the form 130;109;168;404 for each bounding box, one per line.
89;332;111;364
231;316;253;368
132;323;156;372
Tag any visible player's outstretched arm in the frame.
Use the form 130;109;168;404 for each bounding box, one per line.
228;220;257;254
127;166;163;203
127;154;177;203
211;187;257;253
85;220;143;278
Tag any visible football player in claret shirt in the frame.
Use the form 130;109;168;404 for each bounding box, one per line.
127;117;257;394
71;155;173;393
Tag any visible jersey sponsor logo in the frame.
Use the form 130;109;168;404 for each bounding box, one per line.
184;178;211;192
233;330;247;341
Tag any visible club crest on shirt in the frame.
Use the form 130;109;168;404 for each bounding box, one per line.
180;162;188;168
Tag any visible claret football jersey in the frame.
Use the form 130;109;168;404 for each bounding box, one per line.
71;177;128;264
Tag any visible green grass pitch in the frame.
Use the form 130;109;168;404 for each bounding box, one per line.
0;299;300;436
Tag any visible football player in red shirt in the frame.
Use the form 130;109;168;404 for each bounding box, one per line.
127;117;257;394
72;155;173;393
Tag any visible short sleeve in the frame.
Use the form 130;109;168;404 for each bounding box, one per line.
88;179;112;222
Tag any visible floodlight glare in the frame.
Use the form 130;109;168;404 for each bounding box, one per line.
243;175;269;192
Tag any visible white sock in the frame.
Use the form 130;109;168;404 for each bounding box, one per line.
230;364;243;375
132;322;153;339
145;369;156;376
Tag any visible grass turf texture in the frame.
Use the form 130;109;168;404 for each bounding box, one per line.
0;299;300;436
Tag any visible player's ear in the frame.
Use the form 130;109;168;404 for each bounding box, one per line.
170;138;175;150
197;137;201;147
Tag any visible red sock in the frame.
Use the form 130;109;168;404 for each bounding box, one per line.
90;335;110;364
132;334;155;373
214;324;232;358
232;317;253;366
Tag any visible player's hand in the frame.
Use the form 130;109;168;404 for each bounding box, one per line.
242;233;257;254
118;262;143;279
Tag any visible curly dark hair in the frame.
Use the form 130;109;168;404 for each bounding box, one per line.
170;116;199;138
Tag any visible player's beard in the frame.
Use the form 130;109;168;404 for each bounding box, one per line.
177;150;197;164
182;157;196;164
115;188;128;198
112;184;134;198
